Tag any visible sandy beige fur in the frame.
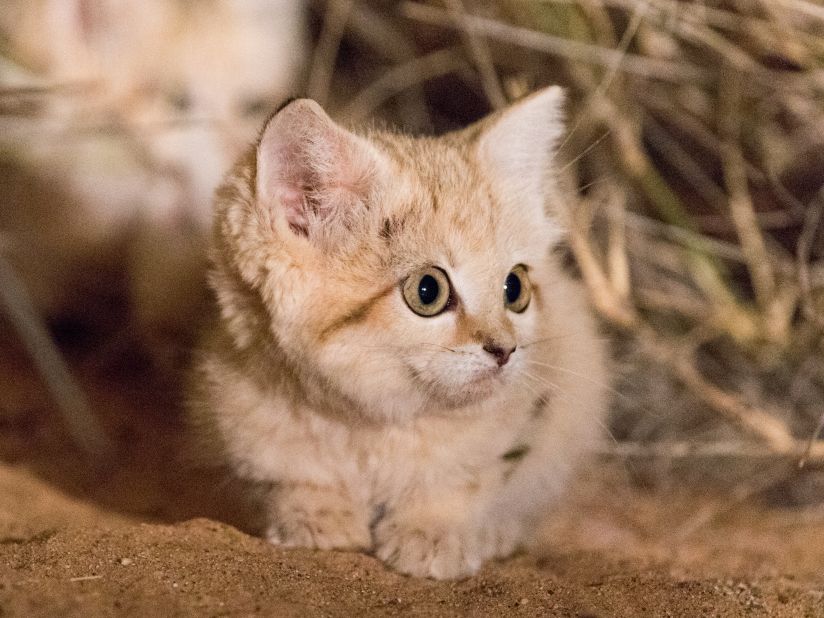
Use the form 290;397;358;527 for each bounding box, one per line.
188;88;609;579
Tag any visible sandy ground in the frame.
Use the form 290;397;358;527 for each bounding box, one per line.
1;338;824;616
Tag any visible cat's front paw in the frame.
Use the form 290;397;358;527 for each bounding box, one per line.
373;518;482;580
266;484;371;552
480;518;523;561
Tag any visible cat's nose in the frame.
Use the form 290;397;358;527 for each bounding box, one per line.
483;341;516;367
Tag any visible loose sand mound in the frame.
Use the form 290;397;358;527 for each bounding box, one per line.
2;462;824;616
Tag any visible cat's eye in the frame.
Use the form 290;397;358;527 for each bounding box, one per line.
504;265;531;313
402;267;451;317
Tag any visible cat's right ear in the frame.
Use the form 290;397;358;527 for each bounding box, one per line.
474;86;566;221
256;99;383;241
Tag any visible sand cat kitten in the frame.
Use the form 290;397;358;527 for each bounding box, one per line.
189;88;608;579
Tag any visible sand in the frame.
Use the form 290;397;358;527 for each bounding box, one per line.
1;340;824;617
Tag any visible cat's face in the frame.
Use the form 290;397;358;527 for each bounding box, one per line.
226;90;566;422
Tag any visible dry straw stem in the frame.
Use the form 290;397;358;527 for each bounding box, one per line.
307;0;355;106
543;20;742;327
342;3;432;126
637;326;792;451
636;325;824;466
400;1;708;83
0;254;112;457
638;91;783;209
796;190;824;329
443;0;507;109
605;188;631;300
601;440;824;461
718;66;784;339
342;47;470;122
564;192;637;328
643;115;727;212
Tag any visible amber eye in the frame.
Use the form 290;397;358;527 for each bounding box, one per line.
402;267;451;317
504;265;531;313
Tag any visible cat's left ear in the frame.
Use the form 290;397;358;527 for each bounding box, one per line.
474;86;565;216
256;99;386;243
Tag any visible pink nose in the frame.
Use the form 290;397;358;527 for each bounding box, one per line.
483;342;516;366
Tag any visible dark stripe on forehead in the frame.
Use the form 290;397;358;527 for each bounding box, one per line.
380;215;408;243
429;183;441;213
318;282;397;341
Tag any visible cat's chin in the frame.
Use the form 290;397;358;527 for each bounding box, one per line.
414;369;505;411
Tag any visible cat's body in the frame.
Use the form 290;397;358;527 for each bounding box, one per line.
189;89;608;579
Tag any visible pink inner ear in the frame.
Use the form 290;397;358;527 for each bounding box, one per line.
256;100;375;238
277;186;310;235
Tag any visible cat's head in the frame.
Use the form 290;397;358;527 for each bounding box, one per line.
217;88;568;422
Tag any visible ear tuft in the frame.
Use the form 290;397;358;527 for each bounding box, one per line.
256;99;381;239
476;86;566;215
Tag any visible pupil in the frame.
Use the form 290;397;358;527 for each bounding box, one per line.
418;274;439;305
505;272;521;304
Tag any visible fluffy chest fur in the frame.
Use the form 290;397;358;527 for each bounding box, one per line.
189;88;608;579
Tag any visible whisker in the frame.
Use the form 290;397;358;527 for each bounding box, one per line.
523;359;620;396
517;367;561;394
577;174;612;195
354;342;461;354
520;335;571;349
419;342;459;354
555;108;588;159
518;366;618;443
520;332;612;348
558;130;611;175
597;417;620;445
513;374;543;400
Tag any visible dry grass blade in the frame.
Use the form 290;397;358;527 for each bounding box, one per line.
591;0;649;97
799;411;824;469
0;254;112;457
637;327;795;453
796;190;824;329
443;0;507;109
563;195;638;329
624;212;746;263
400;2;709;83
776;0;824;22
719;67;777;317
307;0;355;106
345;3;431;126
643;115;727;211
341;47;470;122
606;189;631;300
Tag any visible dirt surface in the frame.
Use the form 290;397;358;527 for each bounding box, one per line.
1;337;824;617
